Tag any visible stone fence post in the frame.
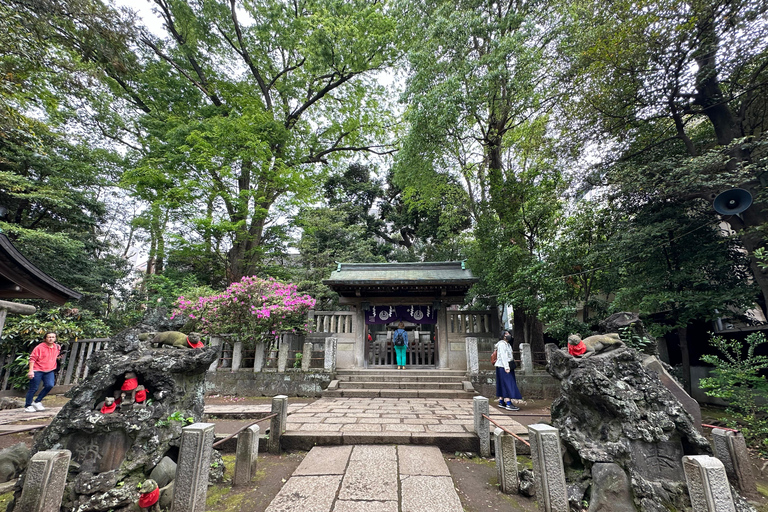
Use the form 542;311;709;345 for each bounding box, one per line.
682;455;736;512
711;428;756;497
277;336;289;373
520;343;533;374
473;396;490;457
465;337;479;375
301;342;312;372
528;424;568;512
207;337;222;372
268;395;288;454
494;427;519;494
171;423;215;512
15;450;71;512
234;424;260;486
253;342;265;372
231;341;243;372
324;337;337;372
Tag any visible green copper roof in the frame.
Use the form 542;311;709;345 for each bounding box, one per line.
323;261;478;287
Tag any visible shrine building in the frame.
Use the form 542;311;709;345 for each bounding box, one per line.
319;261;498;370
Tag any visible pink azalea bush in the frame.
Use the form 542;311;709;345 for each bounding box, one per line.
172;276;316;344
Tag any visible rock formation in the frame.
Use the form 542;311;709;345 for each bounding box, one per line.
11;315;218;512
546;343;754;511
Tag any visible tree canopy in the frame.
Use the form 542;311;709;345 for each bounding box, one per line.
1;0;767;365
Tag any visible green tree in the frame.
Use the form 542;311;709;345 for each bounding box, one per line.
557;0;768;311
114;0;401;282
700;332;768;454
604;191;756;392
395;0;569;351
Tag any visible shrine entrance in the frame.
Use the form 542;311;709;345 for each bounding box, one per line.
366;322;436;368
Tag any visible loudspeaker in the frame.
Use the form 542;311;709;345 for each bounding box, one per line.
713;188;753;215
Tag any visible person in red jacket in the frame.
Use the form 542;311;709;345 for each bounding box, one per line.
25;332;61;412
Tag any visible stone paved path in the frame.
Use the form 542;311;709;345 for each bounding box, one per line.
265;445;463;512
284;397;526;435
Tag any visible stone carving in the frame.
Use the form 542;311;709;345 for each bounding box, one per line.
598;312;644;335
0;443;29;482
149;456;177;489
15;450;71;512
546;344;756;511
566;333;623;357
95;396;118;415
138;331;205;349
547;344;709;511
588;462;635;512
7;314;219;512
138;479;162;512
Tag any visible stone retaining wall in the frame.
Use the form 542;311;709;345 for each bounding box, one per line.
205;370;332;397
471;371;560;400
207;370;558;399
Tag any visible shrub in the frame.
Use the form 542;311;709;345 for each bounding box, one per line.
172;276;316;349
700;332;768;455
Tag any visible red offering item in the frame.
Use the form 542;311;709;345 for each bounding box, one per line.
138;487;160;508
568;340;587;356
187;337;204;349
135;389;147;403
122;378;138;391
100;402;117;414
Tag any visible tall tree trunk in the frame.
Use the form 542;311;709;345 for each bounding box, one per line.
693;7;739;146
513;308;545;363
726;205;768;314
677;325;691;395
227;216;267;282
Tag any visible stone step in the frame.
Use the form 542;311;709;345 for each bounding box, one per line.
321;388;476;399
336;381;464;390
281;431;480;453
336;369;467;377
338;374;466;383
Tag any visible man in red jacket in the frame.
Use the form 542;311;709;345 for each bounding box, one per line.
25;332;60;412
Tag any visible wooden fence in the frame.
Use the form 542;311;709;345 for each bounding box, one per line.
0;338;111;392
0;330;336;392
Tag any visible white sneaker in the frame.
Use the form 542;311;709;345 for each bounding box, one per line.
33;402;45;411
24;406;36;413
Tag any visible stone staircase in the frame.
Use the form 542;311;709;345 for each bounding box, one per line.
322;369;476;399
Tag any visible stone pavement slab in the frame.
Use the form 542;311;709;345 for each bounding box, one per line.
266;445;464;512
338;458;399;501
294;445;353;475
332;500;398;512
265;475;343;512
398;445;450;476
401;475;463;512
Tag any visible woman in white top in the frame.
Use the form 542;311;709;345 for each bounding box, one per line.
494;330;521;411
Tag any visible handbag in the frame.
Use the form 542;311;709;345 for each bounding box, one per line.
491;349;498;364
508;358;516;370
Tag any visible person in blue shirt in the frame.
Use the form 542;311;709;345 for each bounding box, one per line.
393;322;408;369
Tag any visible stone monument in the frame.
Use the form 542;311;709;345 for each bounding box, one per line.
10;311;219;512
546;343;756;512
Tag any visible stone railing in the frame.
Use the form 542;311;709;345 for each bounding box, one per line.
464;338;535;376
207;333;336;373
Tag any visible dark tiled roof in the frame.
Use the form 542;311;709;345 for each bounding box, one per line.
323;261;478;287
0;233;82;305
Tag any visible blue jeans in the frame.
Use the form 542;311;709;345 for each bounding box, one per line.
26;371;55;407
